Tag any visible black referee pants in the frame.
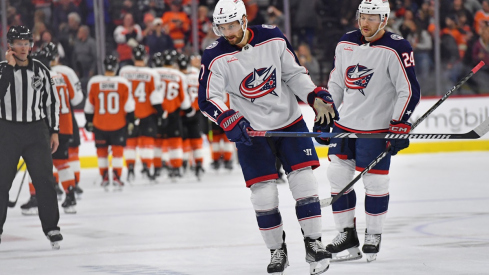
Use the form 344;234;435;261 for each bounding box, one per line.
0;119;60;235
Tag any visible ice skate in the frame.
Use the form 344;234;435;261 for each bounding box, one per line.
304;237;331;275
223;160;233;171
211;160;220;171
74;183;83;199
267;243;288;275
20;195;38;215
54;183;63;201
326;227;362;262
141;163;155;181
62;186;77;214
153;167;162;178
169;167;181;183
127;164;135;182
195;162;205;181
46;230;63;250
101;171;110;190
182;160;188;175
113;171;124;191
362;230;381;263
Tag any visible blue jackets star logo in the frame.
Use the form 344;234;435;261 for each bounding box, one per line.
345;64;374;96
239;66;277;102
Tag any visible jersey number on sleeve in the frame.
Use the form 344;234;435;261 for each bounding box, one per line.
98;92;120;114
134;82;146;102
58;87;70;114
402;52;415;67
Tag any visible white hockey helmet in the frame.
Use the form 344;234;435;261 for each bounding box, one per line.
357;0;390;22
212;0;247;36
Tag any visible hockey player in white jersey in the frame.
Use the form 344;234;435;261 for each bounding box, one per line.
199;0;337;274
320;0;421;263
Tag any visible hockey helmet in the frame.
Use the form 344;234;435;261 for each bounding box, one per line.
31;49;51;68
43;42;59;61
357;0;390;23
212;0;247;36
176;54;189;70
152;52;164;67
104;55;119;72
162;49;178;66
132;44;147;61
7;25;34;46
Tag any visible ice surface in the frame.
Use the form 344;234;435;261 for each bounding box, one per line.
1;152;488;275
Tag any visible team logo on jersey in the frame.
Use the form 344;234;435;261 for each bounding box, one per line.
239;66;277;102
31;75;43;90
345;64;374;96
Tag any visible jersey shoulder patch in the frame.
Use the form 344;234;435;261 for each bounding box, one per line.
206;41;219;49
390;33;404;40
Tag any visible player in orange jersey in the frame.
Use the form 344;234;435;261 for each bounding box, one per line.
152;50;193;182
85;55;135;189
177;54;205;180
20;46;79;214
209;92;235;171
119;45;164;181
51;45;85;198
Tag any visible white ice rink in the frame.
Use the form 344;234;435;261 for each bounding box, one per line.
1;152;488;275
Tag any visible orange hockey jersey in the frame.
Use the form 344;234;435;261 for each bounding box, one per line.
85;75;135;131
154;67;191;114
119;66;163;119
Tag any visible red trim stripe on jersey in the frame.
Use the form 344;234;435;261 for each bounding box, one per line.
291;160;320;171
366;193;390;197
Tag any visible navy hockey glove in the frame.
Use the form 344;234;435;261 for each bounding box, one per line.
307;87;339;127
312;121;331;145
387;120;411;156
217;110;253;146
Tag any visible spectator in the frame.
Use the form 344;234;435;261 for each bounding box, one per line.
161;0;190;51
52;0;80;36
79;0;110;37
201;26;219;52
464;0;482;16
398;9;417;39
141;0;166;18
38;30;66;61
472;26;489;69
58;12;82;67
443;14;468;59
73;25;97;93
296;44;321;85
142;13;156;37
474;0;489;35
408;22;433;83
441;15;464;91
290;0;317;52
190;5;212;52
452;0;474;28
114;13;143;67
243;0;264;25
265;5;285;31
145;18;175;56
32;0;53;24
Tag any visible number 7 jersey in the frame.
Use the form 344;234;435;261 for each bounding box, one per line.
84;75;135;131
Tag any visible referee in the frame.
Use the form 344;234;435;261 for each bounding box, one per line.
0;26;63;249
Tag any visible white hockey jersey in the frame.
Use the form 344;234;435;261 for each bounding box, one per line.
199;25;316;130
52;64;84;107
328;30;421;132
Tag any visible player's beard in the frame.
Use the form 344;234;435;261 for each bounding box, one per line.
225;29;245;46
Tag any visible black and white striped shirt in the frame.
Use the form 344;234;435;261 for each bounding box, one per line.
0;57;59;133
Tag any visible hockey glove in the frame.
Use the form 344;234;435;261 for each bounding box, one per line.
217;110;253;146
127;122;135;136
84;122;94;132
312;121;331;145
157;110;169;128
387;120;411;156
307;87;339;127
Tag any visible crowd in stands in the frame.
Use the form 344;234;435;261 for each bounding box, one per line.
2;0;489;97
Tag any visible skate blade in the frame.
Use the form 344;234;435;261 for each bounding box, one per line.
331;247;363;262
63;206;77;214
365;253;377;262
310;258;330;275
21;209;38;216
51;241;61;250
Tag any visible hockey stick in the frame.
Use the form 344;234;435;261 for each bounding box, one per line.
247;117;489;139
316;60;485;207
8;166;28;208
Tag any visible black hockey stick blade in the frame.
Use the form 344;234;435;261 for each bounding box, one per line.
8;168;28;208
248;116;489;140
